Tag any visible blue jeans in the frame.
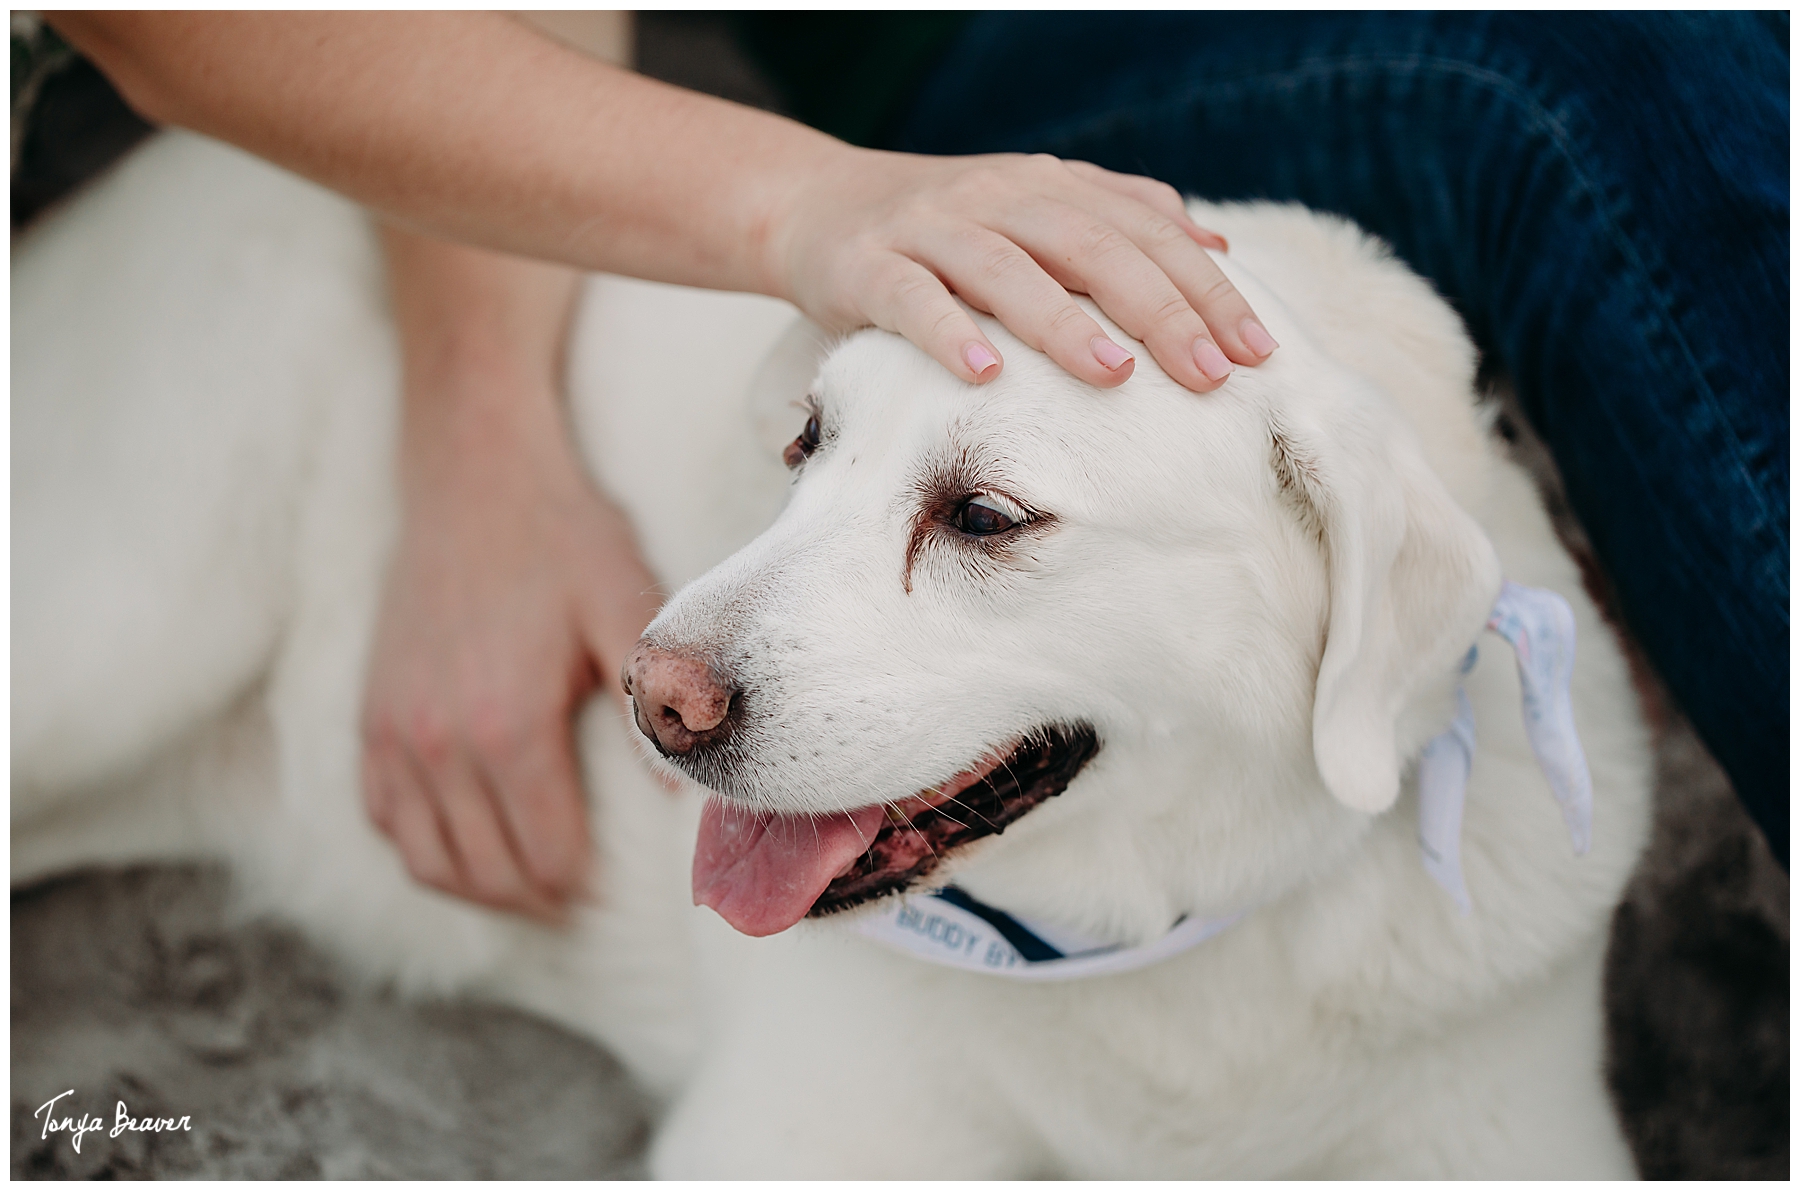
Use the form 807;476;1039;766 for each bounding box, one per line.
887;12;1790;865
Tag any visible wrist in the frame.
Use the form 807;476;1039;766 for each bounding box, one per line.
404;333;562;415
382;221;579;388
397;369;580;503
751;135;868;304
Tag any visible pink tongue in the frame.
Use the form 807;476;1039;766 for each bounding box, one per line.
691;802;889;942
693;800;889;937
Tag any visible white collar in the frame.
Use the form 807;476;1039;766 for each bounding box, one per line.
852;580;1594;980
852;883;1248;981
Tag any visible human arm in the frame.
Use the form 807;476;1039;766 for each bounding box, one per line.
361;223;662;917
49;10;1274;393
361;12;647;919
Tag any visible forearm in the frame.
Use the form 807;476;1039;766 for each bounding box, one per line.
379;223;583;503
51;11;1279;396
51;11;843;298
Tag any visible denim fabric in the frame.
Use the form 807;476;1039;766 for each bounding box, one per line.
887;12;1789;865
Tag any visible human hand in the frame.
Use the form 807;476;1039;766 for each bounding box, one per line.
770;148;1278;394
360;383;662;920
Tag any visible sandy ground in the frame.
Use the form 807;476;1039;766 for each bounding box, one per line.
11;869;650;1179
1607;722;1789;1177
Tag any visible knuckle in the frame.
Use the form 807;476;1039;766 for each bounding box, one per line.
861;243;912;280
528;854;578;895
1074;221;1132;262
512;774;572;825
468;865;520;904
920;301;970;344
405;851;456;892
467;704;526;763
892;191;936;224
1141;216;1192;251
361;710;400;752
951;166;1008;204
843;254;901;311
974;242;1032;284
1148;291;1201;328
889;265;943;307
850;227;898;264
1147;178;1184;207
408;714;454;765
1043;302;1095;340
1198;274;1245;309
891;283;958;340
886;208;942;253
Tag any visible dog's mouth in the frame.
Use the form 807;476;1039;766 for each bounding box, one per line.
691;724;1100;937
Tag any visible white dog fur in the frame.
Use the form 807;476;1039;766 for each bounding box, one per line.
13;131;1652;1177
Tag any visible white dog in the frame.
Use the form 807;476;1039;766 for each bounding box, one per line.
13;131;1651;1177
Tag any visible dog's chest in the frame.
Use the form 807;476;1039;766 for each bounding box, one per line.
769;928;1371;1176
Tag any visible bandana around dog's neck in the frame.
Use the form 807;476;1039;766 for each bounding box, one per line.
852;580;1594;979
1415;580;1594;912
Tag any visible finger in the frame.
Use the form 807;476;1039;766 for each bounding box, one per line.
361;742;397;834
1070;184;1275;367
577;543;665;698
1044;176;1272;362
856;253;1004;384
907;225;1137;389
1061;160;1228;251
984;197;1235;392
428;747;566;920
1010;190;1277;384
482;721;593;900
383;750;463;895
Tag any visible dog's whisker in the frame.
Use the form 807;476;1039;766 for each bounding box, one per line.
883;797;941;862
933;778;1006;835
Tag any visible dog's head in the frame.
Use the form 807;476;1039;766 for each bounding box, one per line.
627;253;1501;941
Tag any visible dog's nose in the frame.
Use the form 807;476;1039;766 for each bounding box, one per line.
622;641;739;757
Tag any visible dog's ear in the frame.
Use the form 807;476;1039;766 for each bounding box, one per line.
1270;388;1501;814
748;317;836;455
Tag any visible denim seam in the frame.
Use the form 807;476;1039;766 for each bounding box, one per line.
1017;53;1784;550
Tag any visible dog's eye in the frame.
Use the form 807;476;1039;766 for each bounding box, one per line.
783;414;822;469
952;494;1021;537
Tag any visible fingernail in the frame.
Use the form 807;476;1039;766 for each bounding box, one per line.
1240;319;1279;359
1193;337;1234;382
1091;336;1134;372
964;342;999;378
